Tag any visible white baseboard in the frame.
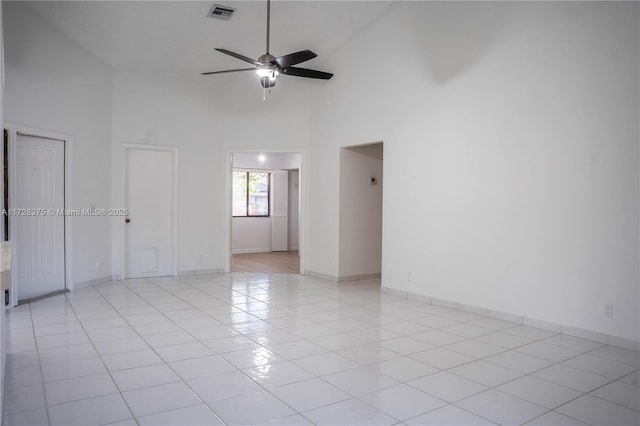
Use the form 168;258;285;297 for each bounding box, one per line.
305;270;382;283
305;270;338;281
74;270;226;287
233;249;300;254
232;248;272;254
381;286;640;352
178;268;225;276
74;274;117;290
338;273;382;282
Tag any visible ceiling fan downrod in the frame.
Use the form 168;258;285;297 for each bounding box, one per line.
266;0;270;55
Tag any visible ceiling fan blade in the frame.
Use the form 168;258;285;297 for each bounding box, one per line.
282;67;333;80
215;48;262;66
201;68;255;75
273;50;317;68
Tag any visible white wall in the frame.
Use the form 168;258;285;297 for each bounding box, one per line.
112;72;310;273
4;2;312;279
310;2;639;342
4;2;113;285
233;152;300;170
111;71;224;274
232;217;272;253
221;77;312;152
339;144;383;278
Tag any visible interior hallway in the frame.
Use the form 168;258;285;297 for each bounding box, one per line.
232;251;300;274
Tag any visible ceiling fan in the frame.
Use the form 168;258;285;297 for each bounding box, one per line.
202;0;333;93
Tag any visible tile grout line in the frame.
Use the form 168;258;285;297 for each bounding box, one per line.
92;277;221;424
5;274;638;426
104;274;344;424
62;285;142;425
152;275;412;424
27;302;52;426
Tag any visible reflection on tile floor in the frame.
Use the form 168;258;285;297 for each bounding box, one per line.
3;274;639;425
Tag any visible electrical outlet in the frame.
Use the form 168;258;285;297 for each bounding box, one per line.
96;261;102;270
604;304;613;318
407;272;412;282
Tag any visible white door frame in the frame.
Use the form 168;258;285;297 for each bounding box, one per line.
5;123;74;306
225;148;307;274
120;144;179;279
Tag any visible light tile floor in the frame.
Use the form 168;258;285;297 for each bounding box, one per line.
3;274;639;426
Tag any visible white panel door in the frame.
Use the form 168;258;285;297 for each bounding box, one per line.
271;170;288;252
125;149;174;278
16;134;65;301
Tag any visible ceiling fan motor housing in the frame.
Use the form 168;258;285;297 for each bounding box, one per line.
256;53;279;88
257;54;279;71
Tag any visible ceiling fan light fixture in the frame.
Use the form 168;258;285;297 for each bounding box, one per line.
202;0;334;94
255;67;279;79
260;76;277;89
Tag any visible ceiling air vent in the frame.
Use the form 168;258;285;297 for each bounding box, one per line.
207;4;236;20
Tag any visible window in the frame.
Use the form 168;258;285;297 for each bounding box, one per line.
233;171;270;216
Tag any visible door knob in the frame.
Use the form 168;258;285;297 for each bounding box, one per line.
125;218;131;223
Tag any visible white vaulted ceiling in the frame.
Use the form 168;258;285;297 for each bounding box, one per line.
23;0;396;80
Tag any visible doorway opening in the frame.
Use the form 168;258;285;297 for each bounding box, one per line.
5;125;74;306
338;142;383;281
227;151;304;274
